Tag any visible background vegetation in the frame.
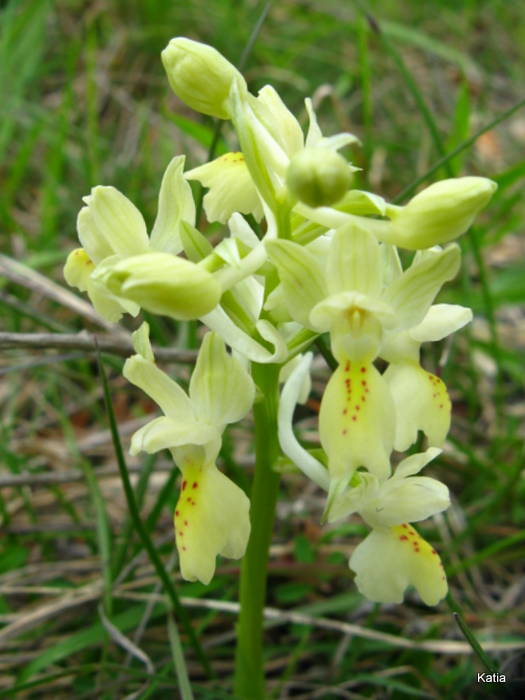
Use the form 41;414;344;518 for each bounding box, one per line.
1;0;524;697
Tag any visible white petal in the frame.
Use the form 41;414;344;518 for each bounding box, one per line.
326;224;383;296
123;355;193;420
279;355;311;405
253;86;304;159
278;353;329;490
87;276;139;322
349;525;448;606
382;245;461;329
150;155;195;254
304;98;323;147
228;212;260;248
381;244;403;285
174;463;250;585
384;363;451;452
131;322;154;361
201;306;288;363
266;239;327;327
394;447;442;479
189;332;255;427
317;133;360;151
410;304;473;343
78;186;149;262
130;416;218;456
361;477;450;528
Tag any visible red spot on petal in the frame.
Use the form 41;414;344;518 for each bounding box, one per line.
399;535;408;541
343;408;348;415
345;361;350;371
187;497;192;503
402;524;408;528
365;388;369;393
351;415;357;421
182;480;187;490
360;367;366;373
184;520;188;526
192;481;198;489
175;510;180;517
431;549;437;555
361;380;366;386
355;405;360;411
342;429;348;436
182;546;187;551
178;531;183;536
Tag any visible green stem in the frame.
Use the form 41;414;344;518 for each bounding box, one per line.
234;362;281;699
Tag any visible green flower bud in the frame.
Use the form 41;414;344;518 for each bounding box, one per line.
99;252;221;320
161;37;247;119
390;176;497;248
286;148;352;208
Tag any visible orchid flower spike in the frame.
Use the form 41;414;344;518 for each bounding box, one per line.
123;323;255;584
64;157;221;321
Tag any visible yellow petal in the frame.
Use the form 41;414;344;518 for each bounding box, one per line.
384;363;451;452
185;152;263;224
349;524;447;606
174;462;250;584
319;359;395;481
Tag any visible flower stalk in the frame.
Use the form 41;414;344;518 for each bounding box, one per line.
234;362;281;699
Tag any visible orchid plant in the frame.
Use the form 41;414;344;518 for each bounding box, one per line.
64;36;496;697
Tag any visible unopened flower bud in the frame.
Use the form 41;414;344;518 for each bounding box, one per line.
98;252;221;320
161;37;246;119
390;177;497;248
286;148;352;208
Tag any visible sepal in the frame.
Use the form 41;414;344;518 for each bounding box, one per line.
185;152;263;223
149;156;195;254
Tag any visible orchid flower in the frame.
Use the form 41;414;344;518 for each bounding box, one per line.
381;302;473;451
269;224;461;482
123;323;255;584
64;157;221;321
344;448;449;606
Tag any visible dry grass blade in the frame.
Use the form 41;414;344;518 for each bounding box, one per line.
0;254;118;332
98;603;154;700
0;582;102;646
0;331;197;362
